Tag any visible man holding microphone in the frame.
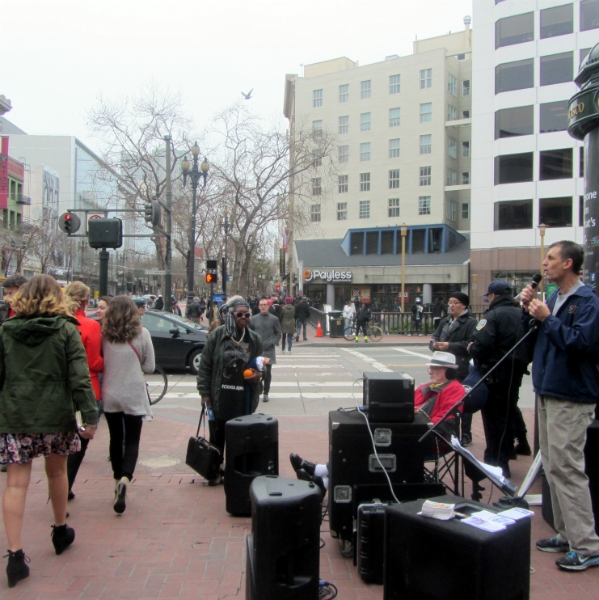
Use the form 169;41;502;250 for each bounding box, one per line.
521;240;599;571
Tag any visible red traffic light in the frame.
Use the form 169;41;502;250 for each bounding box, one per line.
58;212;81;234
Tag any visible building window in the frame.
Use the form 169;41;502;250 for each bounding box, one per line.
462;172;470;185
338;145;349;163
359;200;370;219
462;80;470;96
448;137;457;158
540;197;572;227
420;166;431;186
361;80;371;99
311;204;321;222
312;149;322;167
350;232;363;255
448;74;458;97
580;195;585;226
447;168;457;186
461;202;469;219
360;172;370;192
495;105;534;139
339;84;349;103
540;3;573;39
462;141;470;158
337;202;347;221
420;69;432;88
581;147;585;178
540;100;569;133
360;112;371;131
360;142;371;161
581;47;593;63
390;74;401;94
495;152;534;184
418;196;431;215
496;59;534;94
581;0;599;31
462;110;470;119
540;148;573;180
494;199;533;230
420;103;432;122
446;201;457;221
312;177;322;196
389;107;401;127
381;230;394;253
389;169;400;189
389;138;400;158
312;120;323;136
420;134;432;154
495;12;534;48
313;89;323;108
447;105;458;121
339;115;349;134
540;52;573;87
388;198;400;217
338;175;348;193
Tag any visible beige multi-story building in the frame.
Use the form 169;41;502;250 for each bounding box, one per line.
284;19;474;311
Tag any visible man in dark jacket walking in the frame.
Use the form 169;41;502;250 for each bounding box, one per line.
469;280;530;478
521;241;599;571
0;274;28;325
430;291;477;445
186;297;202;323
355;303;371;343
294;297;310;341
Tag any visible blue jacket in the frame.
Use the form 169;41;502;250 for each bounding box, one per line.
525;283;599;403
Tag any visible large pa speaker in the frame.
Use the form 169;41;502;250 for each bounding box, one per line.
542;419;599;534
384;495;531;600
363;371;414;423
225;413;278;516
328;410;428;542
246;476;321;600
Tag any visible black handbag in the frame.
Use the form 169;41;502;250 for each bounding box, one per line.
185;408;222;480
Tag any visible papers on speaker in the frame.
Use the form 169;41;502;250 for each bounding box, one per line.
462;516;506;533
451;436;506;482
419;500;455;520
497;507;534;521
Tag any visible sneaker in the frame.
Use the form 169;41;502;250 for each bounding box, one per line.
114;477;128;514
355;338;359;343
262;394;269;403
364;338;369;343
461;433;472;447
290;453;316;476
281;349;286;354
515;440;532;456
556;551;599;571
536;536;569;553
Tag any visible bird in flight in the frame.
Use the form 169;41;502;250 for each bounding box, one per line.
241;89;253;100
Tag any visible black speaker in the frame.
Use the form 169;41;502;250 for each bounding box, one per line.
225;413;278;516
246;475;321;600
384;495;531;600
542;419;599;534
363;372;414;423
328;410;428;542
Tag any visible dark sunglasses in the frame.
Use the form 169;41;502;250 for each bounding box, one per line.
234;311;251;318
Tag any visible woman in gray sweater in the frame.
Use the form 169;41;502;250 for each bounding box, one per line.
102;296;155;514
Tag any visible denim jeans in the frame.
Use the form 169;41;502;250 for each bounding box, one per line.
282;333;293;351
296;319;307;340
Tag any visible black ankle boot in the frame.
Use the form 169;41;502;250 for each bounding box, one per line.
5;549;30;588
51;524;75;555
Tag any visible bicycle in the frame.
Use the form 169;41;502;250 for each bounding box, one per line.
343;320;383;342
144;365;168;405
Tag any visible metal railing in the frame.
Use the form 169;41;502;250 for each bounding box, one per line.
10;193;31;205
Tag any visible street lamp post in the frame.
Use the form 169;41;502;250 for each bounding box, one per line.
221;212;230;295
181;143;209;308
538;223;547;295
401;224;408;313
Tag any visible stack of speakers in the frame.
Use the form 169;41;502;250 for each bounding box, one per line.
225;413;278;516
246;475;321;600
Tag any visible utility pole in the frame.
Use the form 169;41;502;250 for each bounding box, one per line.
164;135;173;312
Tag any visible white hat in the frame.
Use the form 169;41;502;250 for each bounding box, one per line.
426;351;458;368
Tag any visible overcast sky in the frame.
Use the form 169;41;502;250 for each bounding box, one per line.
1;0;473;148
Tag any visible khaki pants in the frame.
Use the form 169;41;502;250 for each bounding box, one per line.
538;395;599;556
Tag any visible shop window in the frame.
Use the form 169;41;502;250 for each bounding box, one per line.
495;12;534;48
540;52;573;87
412;229;425;253
366;231;378;254
494;200;533;230
539;148;572;180
494;152;534;184
540;4;573;39
540;100;568;133
495;105;534;139
495;59;534;94
350;232;363;255
539;197;572;227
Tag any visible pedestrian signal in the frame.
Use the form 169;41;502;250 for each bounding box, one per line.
206;273;218;284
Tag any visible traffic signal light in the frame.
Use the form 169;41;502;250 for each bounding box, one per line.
58;212;81;234
88;218;123;249
206;273;218;284
143;199;161;227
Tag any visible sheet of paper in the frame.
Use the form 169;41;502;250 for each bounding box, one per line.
498;507;534;520
462;516;506;533
451;436;506;481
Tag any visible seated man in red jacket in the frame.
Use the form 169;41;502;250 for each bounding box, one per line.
291;351;464;495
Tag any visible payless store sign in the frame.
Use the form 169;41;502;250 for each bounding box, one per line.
303;269;353;282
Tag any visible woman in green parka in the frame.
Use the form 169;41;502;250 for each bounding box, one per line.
0;275;98;588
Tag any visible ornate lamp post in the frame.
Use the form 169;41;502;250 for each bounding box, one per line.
181;143;209;307
538;223;547;295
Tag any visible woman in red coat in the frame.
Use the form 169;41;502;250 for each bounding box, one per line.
65;282;104;499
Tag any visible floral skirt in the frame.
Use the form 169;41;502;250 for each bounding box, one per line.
0;432;81;464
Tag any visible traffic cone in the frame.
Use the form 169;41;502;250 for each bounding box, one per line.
316;321;323;337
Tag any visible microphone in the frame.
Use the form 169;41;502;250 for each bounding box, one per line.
515;273;542;301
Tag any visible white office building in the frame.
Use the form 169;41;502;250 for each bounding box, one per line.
470;0;599;298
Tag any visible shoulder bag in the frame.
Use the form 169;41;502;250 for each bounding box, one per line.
185;407;222;480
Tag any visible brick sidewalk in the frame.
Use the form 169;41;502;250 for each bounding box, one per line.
0;409;597;598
